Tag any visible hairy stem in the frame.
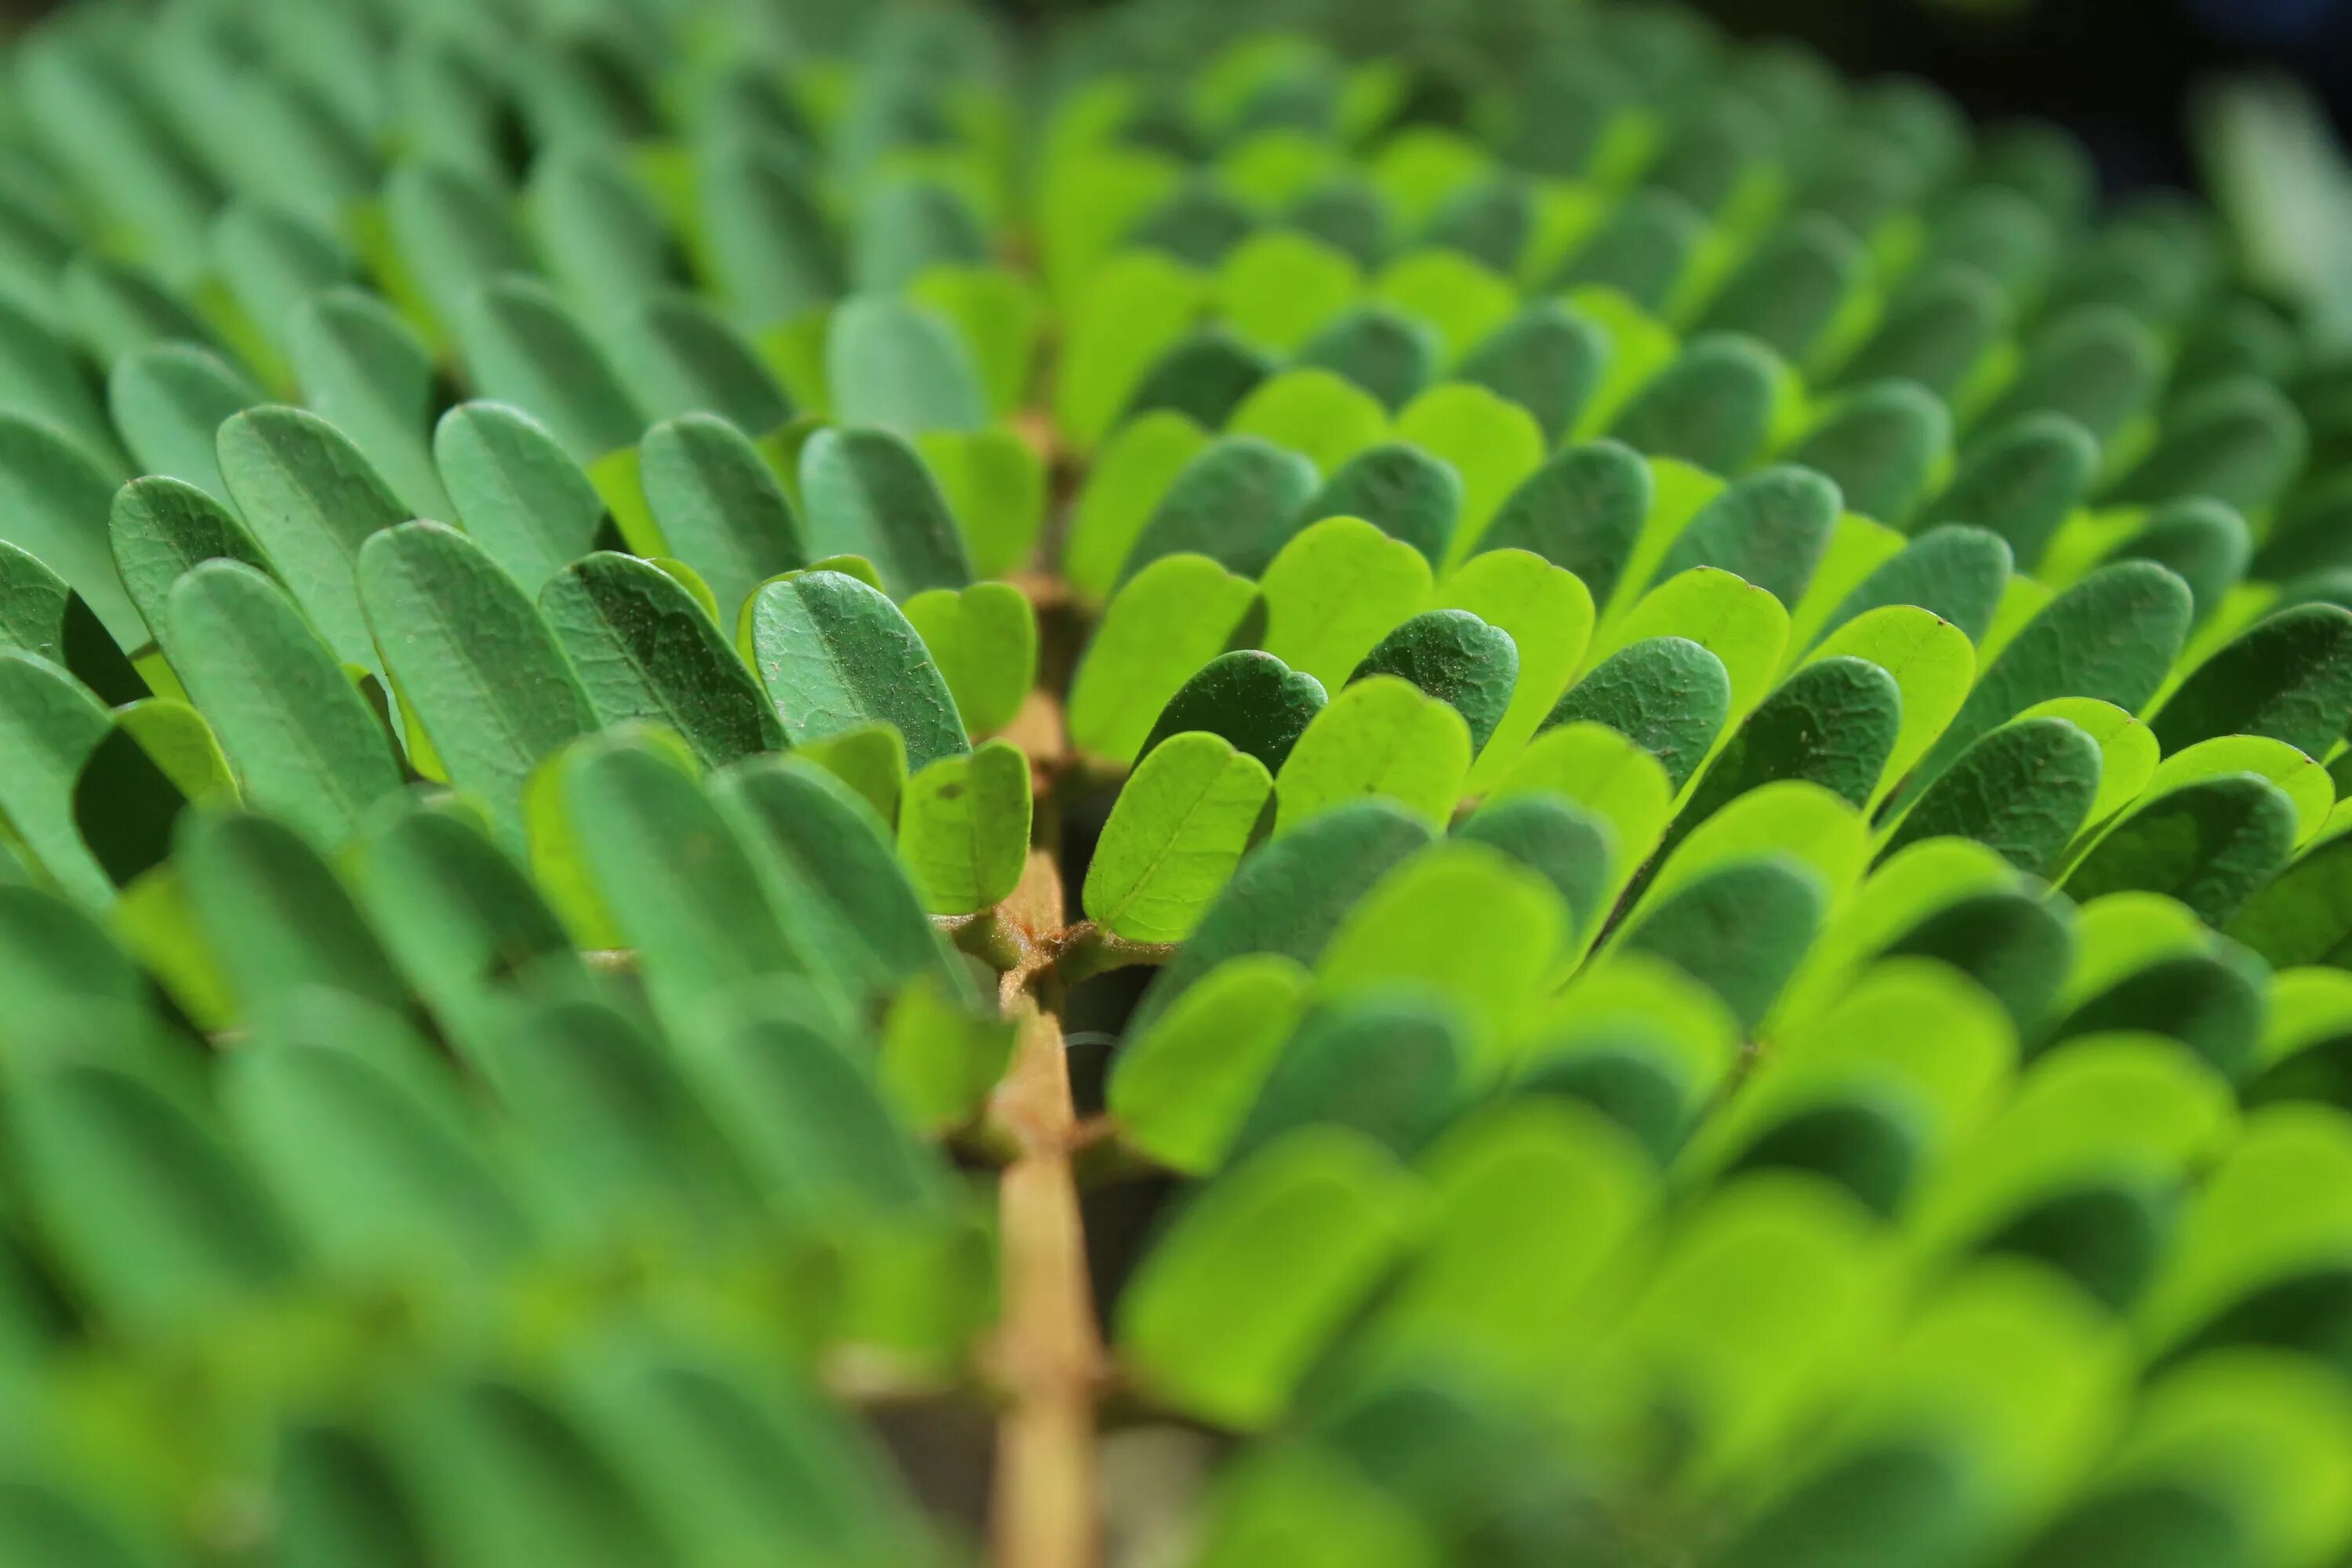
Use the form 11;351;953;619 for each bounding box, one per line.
987;850;1105;1568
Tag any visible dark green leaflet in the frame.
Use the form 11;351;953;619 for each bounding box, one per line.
1914;412;2095;572
1695;213;1863;364
0;651;114;906
2104;499;2249;626
1125;331;1272;430
746;569;969;771
1835;264;2003;398
1657;465;1841;608
795;426;971;599
433;401;610;598
210;197;353;361
1980;304;2162;445
540;552;784;769
1545;637;1731;789
2047;946;2267;1080
459;276;647;464
1880;890;2076;1036
0;539;144;706
1226;996;1468;1168
606;292;795;436
383;157;535;339
288;286;456;523
61;252;215;367
641;412;811;617
528;143;682;319
1610;332;1780;474
2111;376;2310;517
1814;524;2012;650
1455;793;1616;942
108;476;275;648
1669;656;1901;848
1479;441;1653;607
1457;303;1606;444
1553;187;1704;310
1618;856;1828;1032
1349;609;1520;758
0;414;142;648
2151;604;2352;760
826;294;987;435
696;134;844;329
1296;307;1438;413
1787;382;1950;527
1140;649;1328;775
1293;443;1461;568
1882;717;2103;877
851;176;989;293
0;290;128;472
2063;776;2299;929
1121;436;1322;583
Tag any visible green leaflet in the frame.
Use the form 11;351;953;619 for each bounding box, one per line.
1276;674;1472;835
898;739;1033;916
560;733;826;1026
1376;249;1519;366
1915;412;2096;573
1057;250;1206;452
1837;264;2002;398
1118;1127;1425;1430
2103;497;2250;627
607;292;797;437
11;1056;293;1340
1457;302;1606;445
1126;329;1272;431
1787;380;1952;528
1546;636;1732;790
1456;793;1617;946
1907;561;2193;808
1228;994;1469;1165
528;143;679;321
1809;604;1978;808
1982;305;2161;448
880;972;1017;1138
903;580;1038;737
211;198;352;364
289;287;456;523
177;807;410;1025
695;135;844;332
2144;735;2333;846
1815;523;2013;650
383;158;534;343
1395;382;1546;561
1227;368;1389;475
75;698;238;887
1610;332;1781;474
712;754;956;1004
1319;842;1567;1073
1695;212;1863;364
64;252;212;368
746;569;969;771
1141;649;1327;775
2150;604;2352;761
1135;799;1436;1029
162;561;401;848
1114;954;1319;1173
1062;411;1210;601
459;275;647;465
1293;442;1461;567
1122;434;1321;583
797;426;974;599
641;412;811;621
1597;564;1793;728
216;404;408;675
1218;229;1362;354
1260;517;1435;692
1068;553;1258;764
2063;775;2300;928
1348;608;1519;758
1882;717;2105;877
1657;465;1842;608
433;401;609;599
0;539;143;705
357;521;595;844
2232;826;2352;970
0;652;114;906
1618;856;1831;1033
0;414;141;650
1476;439;1654;609
1085;731;1274;943
1297;305;1440;413
2111;376;2309;516
540;553;782;770
825;295;987;435
911;263;1043;417
1671;655;1900;851
106;343;259;506
1555;187;1703;310
0;292;128;473
915;426;1047;579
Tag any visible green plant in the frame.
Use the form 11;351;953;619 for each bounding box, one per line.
0;0;2350;1563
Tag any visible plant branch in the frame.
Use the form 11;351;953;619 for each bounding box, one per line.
985;849;1108;1568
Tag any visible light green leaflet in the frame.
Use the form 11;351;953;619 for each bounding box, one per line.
1395;383;1546;561
357;522;595;845
903;581;1036;737
1807;605;1977;808
1085;731;1273;942
0;414;143;650
910;263;1041;416
1276;674;1473;835
1490;723;1678;914
1377;249;1521;365
107;343;260;507
1215;229;1362;353
1594;566;1793;733
793;722;910;829
1441;547;1598;791
459;276;647;465
1056;249;1206;452
640;412;810;622
1068;553;1258;764
898;739;1033;916
162;562;401;848
1225;368;1388;474
1260;517;1435;691
1063;411;1211;601
289;287;456;523
539;552;784;770
746;569;971;771
108;476;274;644
216;405;409;675
1112;954;1318;1174
433;401;610;598
1118;1126;1425;1430
797;426;975;599
915;426;1047;579
0;652;114;907
826;295;988;435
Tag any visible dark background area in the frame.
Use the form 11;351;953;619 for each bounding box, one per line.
2;0;2350;199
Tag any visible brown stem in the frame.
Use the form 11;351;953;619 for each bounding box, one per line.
986;850;1106;1568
